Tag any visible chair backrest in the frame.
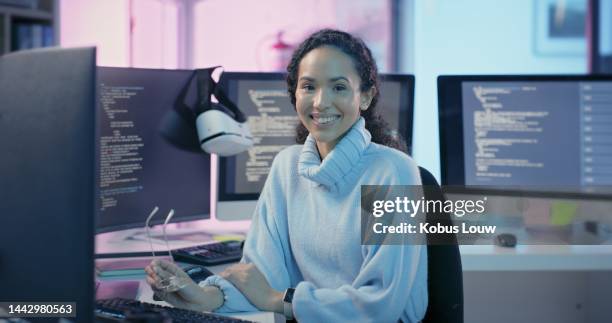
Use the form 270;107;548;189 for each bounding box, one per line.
418;166;464;323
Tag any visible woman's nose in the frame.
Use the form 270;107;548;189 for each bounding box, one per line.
313;89;331;110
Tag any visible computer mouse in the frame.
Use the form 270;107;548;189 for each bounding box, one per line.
494;233;517;248
183;265;214;283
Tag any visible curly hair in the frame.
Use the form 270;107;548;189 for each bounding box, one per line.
286;28;407;153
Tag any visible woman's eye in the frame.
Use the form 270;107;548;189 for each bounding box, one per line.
334;84;347;91
301;84;315;91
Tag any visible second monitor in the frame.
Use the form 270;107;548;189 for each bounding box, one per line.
216;72;415;221
438;75;612;198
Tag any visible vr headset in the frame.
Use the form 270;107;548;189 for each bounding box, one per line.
160;67;253;156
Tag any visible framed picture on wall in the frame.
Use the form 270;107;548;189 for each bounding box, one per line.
534;0;587;56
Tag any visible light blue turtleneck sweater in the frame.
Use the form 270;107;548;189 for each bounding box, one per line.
201;118;428;322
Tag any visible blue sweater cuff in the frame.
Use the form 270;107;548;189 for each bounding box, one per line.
199;275;259;313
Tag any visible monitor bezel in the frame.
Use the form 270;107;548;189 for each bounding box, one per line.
438;74;612;200
379;73;415;155
217;72;415;202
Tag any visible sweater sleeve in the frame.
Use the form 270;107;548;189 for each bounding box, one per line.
293;244;427;323
292;154;428;323
199;150;300;313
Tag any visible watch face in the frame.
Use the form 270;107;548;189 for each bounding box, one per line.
283;288;295;303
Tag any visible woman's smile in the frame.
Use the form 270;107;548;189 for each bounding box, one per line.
310;112;342;127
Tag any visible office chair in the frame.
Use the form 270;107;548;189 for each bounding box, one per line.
419;166;464;323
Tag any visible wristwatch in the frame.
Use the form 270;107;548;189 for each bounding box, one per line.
282;288;295;320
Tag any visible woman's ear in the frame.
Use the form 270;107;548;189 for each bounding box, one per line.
360;86;376;111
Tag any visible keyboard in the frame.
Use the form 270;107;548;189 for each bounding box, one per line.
172;240;243;266
96;298;253;322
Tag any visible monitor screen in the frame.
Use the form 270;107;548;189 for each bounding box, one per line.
96;67;211;232
0;47;96;322
438;75;612;198
217;72;415;205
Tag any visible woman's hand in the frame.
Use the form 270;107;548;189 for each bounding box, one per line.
145;259;224;312
219;263;284;313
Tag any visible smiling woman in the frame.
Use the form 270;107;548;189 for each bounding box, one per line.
288;29;408;155
293;45;374;158
147;29;427;323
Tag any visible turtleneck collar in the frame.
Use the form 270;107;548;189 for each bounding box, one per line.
297;117;371;189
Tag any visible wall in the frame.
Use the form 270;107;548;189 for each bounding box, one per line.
399;0;587;179
191;0;394;71
60;0;178;68
59;0;129;66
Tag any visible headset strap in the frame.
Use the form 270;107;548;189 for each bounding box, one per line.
173;66;247;124
172;70;198;127
213;80;247;123
195;67;216;113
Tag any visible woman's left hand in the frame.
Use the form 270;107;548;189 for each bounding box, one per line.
219;263;284;313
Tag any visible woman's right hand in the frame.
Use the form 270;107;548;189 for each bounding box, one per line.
145;259;224;312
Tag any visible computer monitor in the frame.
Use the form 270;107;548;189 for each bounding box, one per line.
216;72;415;221
96;67;211;233
0;47;96;322
438;75;612;199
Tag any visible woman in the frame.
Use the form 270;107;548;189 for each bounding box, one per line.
146;29;428;322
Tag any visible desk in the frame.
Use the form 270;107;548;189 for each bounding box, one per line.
96;229;282;323
460;244;612;271
98;225;612;323
95;223;247;256
460;245;612;323
98;262;283;323
142;262;284;323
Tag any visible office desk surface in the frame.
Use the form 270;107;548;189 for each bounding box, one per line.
461;245;612;271
136;262;284;323
98;246;611;323
97;223;612;272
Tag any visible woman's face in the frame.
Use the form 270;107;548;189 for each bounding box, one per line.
295;46;373;151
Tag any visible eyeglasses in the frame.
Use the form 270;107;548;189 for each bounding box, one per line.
145;206;189;292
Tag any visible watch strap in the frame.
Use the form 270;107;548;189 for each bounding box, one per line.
282;288;295;320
